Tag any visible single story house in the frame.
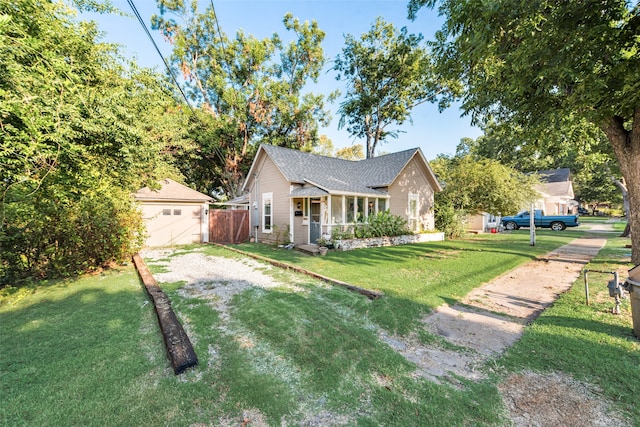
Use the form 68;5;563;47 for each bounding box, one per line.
241;144;442;245
133;178;213;247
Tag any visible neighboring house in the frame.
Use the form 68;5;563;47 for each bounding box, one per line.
465;168;576;233
133;178;213;247
534;168;577;215
241;144;442;245
465;213;502;233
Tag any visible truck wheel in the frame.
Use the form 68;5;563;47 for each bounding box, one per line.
504;221;518;231
550;221;566;231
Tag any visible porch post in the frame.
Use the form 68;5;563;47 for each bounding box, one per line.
326;195;332;235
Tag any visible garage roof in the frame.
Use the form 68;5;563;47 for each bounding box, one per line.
134;179;213;203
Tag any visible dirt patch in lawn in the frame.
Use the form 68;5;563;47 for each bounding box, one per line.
430;238;604;349
380;233;630;425
499;371;629;427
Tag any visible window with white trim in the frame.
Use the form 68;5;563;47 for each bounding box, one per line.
262;192;273;233
408;193;419;231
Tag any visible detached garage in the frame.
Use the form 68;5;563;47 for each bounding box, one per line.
134;179;213;248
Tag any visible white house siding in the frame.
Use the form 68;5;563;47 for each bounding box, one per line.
140;202;206;247
388;158;436;231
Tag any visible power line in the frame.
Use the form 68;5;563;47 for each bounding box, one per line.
126;0;230;169
126;0;195;115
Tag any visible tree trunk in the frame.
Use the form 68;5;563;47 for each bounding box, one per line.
611;177;631;237
622;222;631;238
602;109;640;264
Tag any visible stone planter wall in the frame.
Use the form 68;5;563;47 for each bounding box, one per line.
334;232;445;251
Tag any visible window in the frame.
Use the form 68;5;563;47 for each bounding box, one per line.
331;195;343;224
262;192;273;233
356;197;364;220
173;209;182;216
162;209;171;216
408;193;419;231
346;196;355;223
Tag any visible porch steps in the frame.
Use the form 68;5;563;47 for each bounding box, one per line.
295;243;320;256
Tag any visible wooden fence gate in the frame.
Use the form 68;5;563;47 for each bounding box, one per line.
209;209;250;244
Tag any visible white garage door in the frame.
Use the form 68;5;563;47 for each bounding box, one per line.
141;202;204;247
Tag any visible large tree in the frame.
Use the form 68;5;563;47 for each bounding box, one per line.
333;18;443;158
409;0;640;262
152;2;333;197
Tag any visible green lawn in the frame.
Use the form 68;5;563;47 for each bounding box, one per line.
1;229;638;426
499;235;640;423
230;230;586;334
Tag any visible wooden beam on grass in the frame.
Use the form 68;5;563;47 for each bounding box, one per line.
214;244;383;300
132;254;198;374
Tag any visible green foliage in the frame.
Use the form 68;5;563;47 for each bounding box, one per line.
331;211;411;240
433;196;465;239
352;210;412;238
1;179;145;286
334;17;440;158
409;0;640;262
152;3;335;197
459;118;623;208
331;227;354;241
0;0;183;285
410;0;639;127
271;224;291;246
430;154;538;237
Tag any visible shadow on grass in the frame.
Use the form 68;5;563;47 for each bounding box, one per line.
0;270;179;426
499;309;640;422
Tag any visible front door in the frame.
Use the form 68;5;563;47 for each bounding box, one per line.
310;198;321;244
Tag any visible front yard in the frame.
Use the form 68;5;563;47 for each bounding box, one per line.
1;229;638;426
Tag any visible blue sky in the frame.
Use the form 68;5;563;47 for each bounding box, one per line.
83;0;482;160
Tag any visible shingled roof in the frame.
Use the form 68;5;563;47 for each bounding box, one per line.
134;178;213;202
532;168;574;199
244;144;440;196
536;168;571;183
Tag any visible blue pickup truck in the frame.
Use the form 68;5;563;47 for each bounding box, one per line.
501;210;580;231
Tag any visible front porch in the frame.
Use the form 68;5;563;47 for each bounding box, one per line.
290;193;390;246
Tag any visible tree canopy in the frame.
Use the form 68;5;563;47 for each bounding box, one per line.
458;118;622;210
409;0;640;262
152;2;334;197
1;0;185;284
333;18;442;158
431;154;538;238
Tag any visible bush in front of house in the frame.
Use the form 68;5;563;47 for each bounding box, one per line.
0;185;145;287
333;211;412;240
434;199;465;239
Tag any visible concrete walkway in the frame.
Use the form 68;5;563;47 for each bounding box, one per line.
422;226;611;358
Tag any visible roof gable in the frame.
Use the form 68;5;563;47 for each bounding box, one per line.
134;178;213;202
531;168;574;199
243;144;441;195
536;168;571;183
